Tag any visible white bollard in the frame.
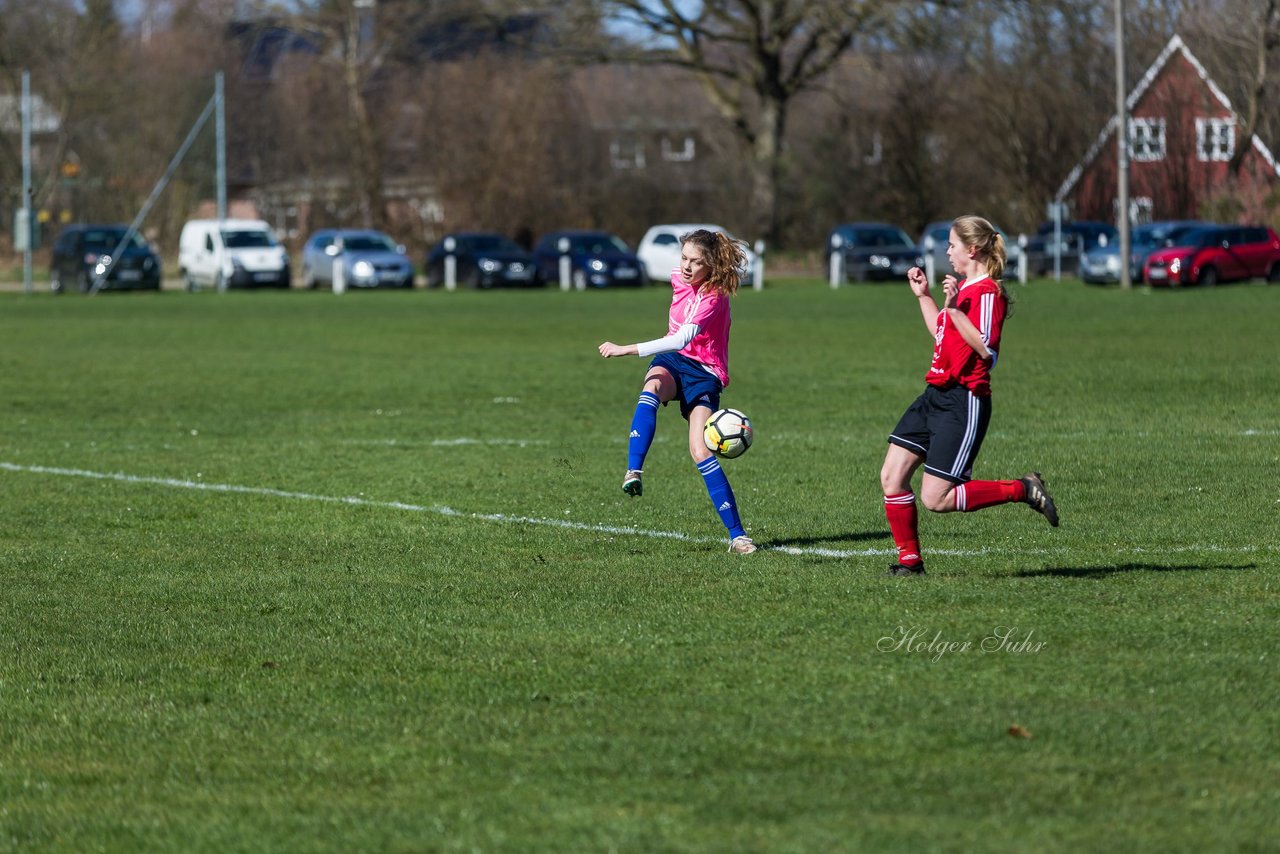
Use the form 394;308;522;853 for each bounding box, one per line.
558;237;572;291
752;239;765;291
443;236;457;291
923;235;936;285
828;234;844;288
333;256;346;295
1017;234;1028;284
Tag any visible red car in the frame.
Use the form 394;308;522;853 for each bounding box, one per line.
1144;225;1280;286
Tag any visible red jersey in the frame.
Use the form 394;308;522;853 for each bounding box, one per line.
924;276;1006;397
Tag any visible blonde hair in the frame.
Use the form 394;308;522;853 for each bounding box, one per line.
680;229;748;296
952;215;1007;288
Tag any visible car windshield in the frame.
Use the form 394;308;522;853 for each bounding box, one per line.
569;235;630;254
223;230;277;248
82;229;147;250
462;235;523;253
847;228;913;248
343;234;397;252
1176;228;1222;248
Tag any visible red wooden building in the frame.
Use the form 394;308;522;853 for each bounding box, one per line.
1056;34;1278;224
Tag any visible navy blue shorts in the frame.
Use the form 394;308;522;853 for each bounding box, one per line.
648;352;722;419
888;385;992;484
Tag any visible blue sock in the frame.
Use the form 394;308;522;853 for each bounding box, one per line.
627;391;660;471
696;456;745;539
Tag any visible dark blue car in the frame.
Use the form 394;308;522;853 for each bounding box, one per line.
425;232;540;289
533;229;645;288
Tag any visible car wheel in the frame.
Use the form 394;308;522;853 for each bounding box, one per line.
50;269;63;294
464;267;483;289
1197;265;1218;286
76;271;92;293
572;269;587;289
184;271;199;292
1267;264;1280;284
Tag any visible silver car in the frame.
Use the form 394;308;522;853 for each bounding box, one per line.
301;229;415;289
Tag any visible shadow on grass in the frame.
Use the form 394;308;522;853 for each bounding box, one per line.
769;530;890;548
1017;562;1258;579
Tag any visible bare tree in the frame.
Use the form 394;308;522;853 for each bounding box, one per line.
575;0;933;246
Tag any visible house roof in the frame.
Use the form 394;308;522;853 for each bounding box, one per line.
1055;34;1279;202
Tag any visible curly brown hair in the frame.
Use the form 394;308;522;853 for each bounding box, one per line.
680;229;748;296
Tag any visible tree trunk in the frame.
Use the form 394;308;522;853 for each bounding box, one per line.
750;95;786;246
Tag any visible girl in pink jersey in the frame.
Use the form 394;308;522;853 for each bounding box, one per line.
880;215;1058;576
598;229;756;555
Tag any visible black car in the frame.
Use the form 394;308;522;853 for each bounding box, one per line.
532;229;645;288
825;223;924;282
50;224;162;293
425;232;540;288
1025;220;1118;277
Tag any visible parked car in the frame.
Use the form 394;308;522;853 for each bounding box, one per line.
917;220;1023;278
50;224;161;293
1024;220;1118;277
301;229;414;289
1144;224;1280;286
532;229;645;288
178;218;290;290
636;223;757;283
1079;220;1208;284
424;232;539;288
825;222;923;282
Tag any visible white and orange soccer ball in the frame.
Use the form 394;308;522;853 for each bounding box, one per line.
703;408;754;459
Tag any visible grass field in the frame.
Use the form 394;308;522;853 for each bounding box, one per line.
2;278;1277;851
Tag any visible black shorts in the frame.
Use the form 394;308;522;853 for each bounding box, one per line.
888;385;992;484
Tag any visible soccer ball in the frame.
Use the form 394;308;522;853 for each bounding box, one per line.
703;408;753;459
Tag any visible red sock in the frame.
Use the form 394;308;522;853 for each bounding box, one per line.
884;492;922;566
954;479;1025;512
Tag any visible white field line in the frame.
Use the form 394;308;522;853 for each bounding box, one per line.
1;460;876;558
1;461;1268;561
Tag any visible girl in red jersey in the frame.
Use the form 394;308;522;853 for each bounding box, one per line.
880;214;1058;576
598;229;756;555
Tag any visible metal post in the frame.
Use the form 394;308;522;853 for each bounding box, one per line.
558;237;572;291
1053;206;1062;281
1115;0;1131;288
443;236;457;291
21;71;32;295
752;239;765;291
828;234;844;288
215;71;226;222
1018;235;1028;284
923;235;936;285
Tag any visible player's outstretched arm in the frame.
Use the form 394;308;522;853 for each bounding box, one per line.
598;341;638;358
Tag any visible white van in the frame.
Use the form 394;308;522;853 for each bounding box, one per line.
178;218;291;290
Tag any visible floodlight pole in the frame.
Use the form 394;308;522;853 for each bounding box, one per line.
1115;0;1131;288
216;71;227;222
21;70;32;295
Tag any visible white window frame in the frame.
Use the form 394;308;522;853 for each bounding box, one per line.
661;136;695;162
1196;117;1235;162
610;140;646;170
862;131;882;166
1129;118;1166;162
